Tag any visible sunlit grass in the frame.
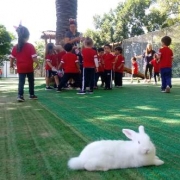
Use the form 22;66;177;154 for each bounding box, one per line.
0;78;180;180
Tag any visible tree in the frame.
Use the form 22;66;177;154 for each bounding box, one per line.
156;0;180;17
86;0;179;46
155;0;180;27
92;0;154;44
116;0;153;37
34;40;45;77
145;8;167;31
83;29;104;47
0;25;13;65
55;0;77;44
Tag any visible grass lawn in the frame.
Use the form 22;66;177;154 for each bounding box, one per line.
0;78;180;180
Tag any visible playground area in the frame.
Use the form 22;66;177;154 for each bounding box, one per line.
0;78;180;180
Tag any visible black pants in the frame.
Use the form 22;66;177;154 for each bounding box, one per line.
18;72;34;96
82;68;95;91
95;72;105;86
59;73;81;90
114;72;123;86
154;72;160;82
104;70;112;89
145;64;153;79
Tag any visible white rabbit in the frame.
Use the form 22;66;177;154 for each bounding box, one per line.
68;125;164;171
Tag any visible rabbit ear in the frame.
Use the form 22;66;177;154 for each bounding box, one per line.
122;129;137;140
139;126;145;134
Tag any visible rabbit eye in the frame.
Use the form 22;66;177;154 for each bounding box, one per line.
138;141;140;144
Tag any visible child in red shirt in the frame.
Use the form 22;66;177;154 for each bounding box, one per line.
103;44;115;90
45;43;60;90
150;54;160;85
57;43;81;92
55;45;66;67
77;37;98;95
158;36;173;93
10;25;39;102
131;57;139;83
95;48;105;87
113;46;125;87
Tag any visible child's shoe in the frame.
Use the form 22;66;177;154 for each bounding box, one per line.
56;89;62;93
165;86;170;93
17;96;25;102
29;95;38;100
77;90;86;95
45;86;54;90
87;90;93;94
153;82;157;85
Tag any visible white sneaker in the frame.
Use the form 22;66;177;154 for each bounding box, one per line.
165;86;170;93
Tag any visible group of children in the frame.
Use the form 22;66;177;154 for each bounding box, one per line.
44;38;126;94
9;25;173;102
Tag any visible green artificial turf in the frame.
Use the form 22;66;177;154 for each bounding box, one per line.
0;78;180;180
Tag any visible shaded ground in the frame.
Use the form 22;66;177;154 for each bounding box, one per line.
0;78;180;180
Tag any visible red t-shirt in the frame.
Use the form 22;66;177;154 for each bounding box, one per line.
132;61;138;74
150;59;160;73
114;55;125;73
45;54;58;70
82;48;97;68
57;51;66;65
159;46;173;68
11;43;37;73
103;53;115;70
61;53;79;73
98;55;104;72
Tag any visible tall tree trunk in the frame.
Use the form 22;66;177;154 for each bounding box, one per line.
55;0;77;44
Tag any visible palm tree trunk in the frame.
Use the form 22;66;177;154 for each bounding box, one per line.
55;0;77;44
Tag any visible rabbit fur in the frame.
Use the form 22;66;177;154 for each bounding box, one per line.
68;125;164;171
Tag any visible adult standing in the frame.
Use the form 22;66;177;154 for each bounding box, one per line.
64;19;83;87
64;18;81;47
136;43;156;82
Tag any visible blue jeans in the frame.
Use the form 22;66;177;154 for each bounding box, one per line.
18;72;34;96
160;68;172;90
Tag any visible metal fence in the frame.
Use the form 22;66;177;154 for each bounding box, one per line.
122;23;180;77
